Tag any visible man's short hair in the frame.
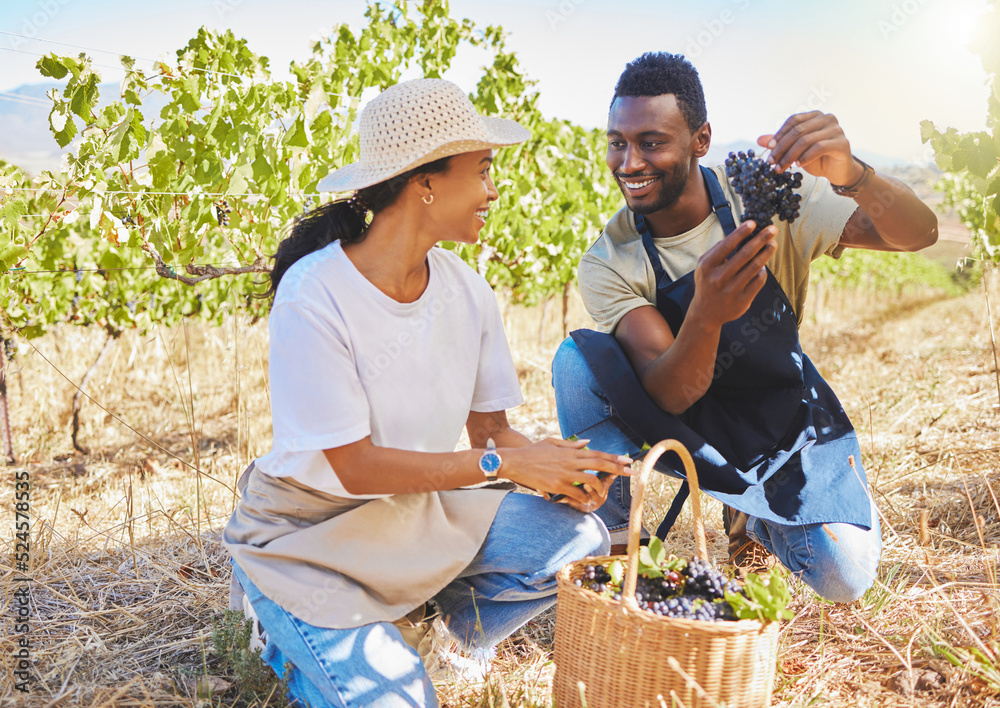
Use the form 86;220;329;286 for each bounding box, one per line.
612;52;707;134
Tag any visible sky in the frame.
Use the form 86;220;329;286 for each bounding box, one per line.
0;0;992;164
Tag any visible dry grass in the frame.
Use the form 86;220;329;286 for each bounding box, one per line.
1;274;999;707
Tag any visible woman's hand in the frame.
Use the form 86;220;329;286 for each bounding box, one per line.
500;437;632;512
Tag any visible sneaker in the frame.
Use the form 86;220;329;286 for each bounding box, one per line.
723;505;778;577
414;614;492;685
241;593;269;653
729;539;779;577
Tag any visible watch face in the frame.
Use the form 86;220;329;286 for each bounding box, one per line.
480;452;501;474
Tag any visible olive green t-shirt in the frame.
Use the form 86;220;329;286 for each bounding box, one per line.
578;164;859;333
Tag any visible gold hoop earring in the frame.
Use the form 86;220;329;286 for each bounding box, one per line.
422;194;434;205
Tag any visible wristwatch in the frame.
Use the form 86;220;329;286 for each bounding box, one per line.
478;438;502;481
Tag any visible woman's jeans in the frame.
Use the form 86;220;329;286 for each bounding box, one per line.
233;491;610;708
551;337;881;604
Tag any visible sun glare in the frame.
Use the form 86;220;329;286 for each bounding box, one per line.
946;1;987;49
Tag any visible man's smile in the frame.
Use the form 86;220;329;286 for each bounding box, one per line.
617;174;660;195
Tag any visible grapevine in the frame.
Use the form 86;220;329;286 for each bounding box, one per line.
0;0;619;343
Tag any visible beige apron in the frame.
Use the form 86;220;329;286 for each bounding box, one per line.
223;464;510;629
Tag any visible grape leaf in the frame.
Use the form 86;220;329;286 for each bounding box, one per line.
0;243;28;272
648;536;666;565
37;54;69;80
608;560;624;585
637;546;664;578
919;119;939;143
69;72;100;121
954;133;999;179
725;569;794;623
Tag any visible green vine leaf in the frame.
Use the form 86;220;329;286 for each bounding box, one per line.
725;569;794;623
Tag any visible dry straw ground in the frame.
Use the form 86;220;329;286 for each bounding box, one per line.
0;268;999;707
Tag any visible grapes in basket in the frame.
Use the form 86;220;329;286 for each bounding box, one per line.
574;537;794;623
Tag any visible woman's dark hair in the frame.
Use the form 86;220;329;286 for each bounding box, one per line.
612;52;707;133
265;155;453;299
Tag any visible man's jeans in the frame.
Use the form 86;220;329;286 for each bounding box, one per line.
551;337;881;603
233;491;610;708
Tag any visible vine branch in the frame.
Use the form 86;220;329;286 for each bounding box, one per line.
142;241;270;284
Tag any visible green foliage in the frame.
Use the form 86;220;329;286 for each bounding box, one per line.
636;536;685;579
922;0;1000;261
926;627;1000;691
724;569;794;623
607;558;625;586
810;247;969;296
938;171;1000;263
211;610;290;702
0;163;31;273
1;0;620;343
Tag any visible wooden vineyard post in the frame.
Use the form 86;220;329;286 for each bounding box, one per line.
0;335;15;464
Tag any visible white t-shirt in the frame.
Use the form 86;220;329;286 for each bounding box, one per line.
579;165;859;332
254;240;524;499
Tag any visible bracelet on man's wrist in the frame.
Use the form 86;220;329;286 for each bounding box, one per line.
831;156;875;198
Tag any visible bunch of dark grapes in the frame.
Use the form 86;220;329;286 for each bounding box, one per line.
577;558;745;622
574;563;613;593
624;569;683;605
122;213;137;228
724;150;803;235
684;557;741;600
215;200;232;227
3;338;14;362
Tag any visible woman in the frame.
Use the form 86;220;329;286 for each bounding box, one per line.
223;78;631;708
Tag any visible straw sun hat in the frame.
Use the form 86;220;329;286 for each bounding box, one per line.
317;78;530;193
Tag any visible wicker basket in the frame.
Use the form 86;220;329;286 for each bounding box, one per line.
552;440;780;708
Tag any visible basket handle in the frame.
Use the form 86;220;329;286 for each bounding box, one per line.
620;439;708;609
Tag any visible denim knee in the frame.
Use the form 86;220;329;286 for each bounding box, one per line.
579;512;611;559
806;524;880;603
535;509;610;582
751;516;881;603
551;337;584;391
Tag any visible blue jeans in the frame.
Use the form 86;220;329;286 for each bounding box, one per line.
233;491;610;708
551;337;881;603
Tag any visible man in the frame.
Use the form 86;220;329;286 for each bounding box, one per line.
552;52;937;602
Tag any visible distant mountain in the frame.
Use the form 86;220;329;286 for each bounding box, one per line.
0;83;64;175
0;81;168;176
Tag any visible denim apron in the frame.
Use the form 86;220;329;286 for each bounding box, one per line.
570;166;872;537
